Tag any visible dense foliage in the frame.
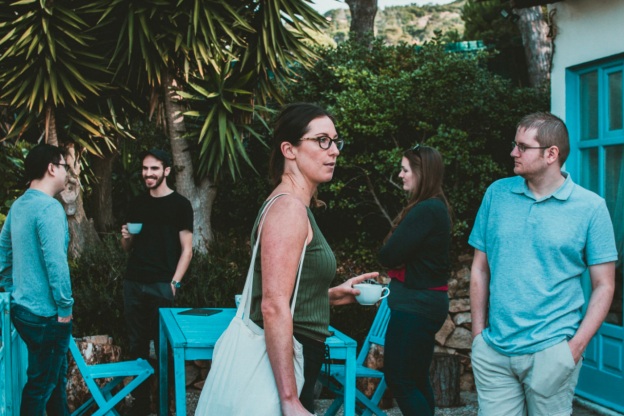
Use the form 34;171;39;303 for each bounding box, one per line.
1;35;549;346
70;235;250;352
462;0;530;86
282;39;547;256
0;142;31;227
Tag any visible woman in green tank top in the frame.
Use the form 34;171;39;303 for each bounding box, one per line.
255;103;379;416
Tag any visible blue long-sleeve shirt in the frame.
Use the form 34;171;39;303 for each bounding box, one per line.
0;189;73;317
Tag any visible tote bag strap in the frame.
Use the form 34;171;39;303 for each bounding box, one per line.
238;193;307;321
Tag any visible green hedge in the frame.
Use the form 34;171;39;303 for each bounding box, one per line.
284;38;548;255
71;233;249;353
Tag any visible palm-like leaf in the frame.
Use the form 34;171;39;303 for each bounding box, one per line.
181;58;270;180
180;0;328;179
101;0;175;89
240;0;328;103
101;0;328;180
102;0;253;89
0;0;118;149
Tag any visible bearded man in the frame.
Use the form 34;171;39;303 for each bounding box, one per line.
120;149;193;414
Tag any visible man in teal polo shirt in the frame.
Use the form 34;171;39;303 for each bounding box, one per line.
469;112;617;416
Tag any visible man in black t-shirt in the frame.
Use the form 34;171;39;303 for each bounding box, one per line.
121;149;193;414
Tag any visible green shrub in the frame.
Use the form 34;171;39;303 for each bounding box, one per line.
175;232;249;309
70;233;251;353
285;38;548;255
70;236;128;344
0;141;30;228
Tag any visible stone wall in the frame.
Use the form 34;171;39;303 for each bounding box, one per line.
434;254;474;391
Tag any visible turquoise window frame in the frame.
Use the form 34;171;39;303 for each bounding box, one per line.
566;54;624;320
566;54;624;192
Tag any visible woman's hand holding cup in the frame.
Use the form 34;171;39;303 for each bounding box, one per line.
353;283;390;305
329;272;379;306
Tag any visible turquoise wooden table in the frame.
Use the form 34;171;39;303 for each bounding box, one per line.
159;307;357;416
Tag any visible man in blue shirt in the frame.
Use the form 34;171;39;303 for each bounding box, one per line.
0;144;74;415
469;112;617;416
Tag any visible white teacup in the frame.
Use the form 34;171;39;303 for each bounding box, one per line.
127;223;143;234
354;283;390;305
234;294;242;308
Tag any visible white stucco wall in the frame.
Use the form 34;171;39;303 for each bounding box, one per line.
549;0;624;120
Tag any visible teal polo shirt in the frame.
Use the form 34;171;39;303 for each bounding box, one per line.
469;173;617;355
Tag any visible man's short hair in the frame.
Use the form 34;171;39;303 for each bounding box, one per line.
140;148;172;168
517;112;570;166
24;144;65;182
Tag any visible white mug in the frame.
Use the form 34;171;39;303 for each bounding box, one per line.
353;283;390;306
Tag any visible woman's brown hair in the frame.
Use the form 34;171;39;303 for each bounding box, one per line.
391;145;452;229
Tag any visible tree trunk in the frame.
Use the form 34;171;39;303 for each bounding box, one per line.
357;344;394;409
429;353;462;407
58;144;101;259
90;149;116;233
162;70;215;253
66;335;124;413
45;105;100;259
46;105;59;146
514;6;552;89
345;0;377;43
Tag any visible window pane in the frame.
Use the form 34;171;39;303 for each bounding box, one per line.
605;145;623;326
580;71;599;140
609;71;623;131
579;148;599;193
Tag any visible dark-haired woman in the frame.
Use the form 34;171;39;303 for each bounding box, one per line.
250;103;378;415
379;145;452;415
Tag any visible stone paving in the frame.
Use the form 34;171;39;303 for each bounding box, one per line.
314;391;614;416
183;390;617;415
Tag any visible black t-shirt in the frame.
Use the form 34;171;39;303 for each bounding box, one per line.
125;191;193;283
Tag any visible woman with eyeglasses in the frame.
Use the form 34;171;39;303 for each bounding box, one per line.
249;103;378;415
378;144;452;415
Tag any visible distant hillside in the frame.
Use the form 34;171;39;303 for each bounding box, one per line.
323;0;466;45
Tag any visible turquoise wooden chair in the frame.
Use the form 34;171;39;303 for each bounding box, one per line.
69;337;154;416
1;292;27;414
320;298;391;416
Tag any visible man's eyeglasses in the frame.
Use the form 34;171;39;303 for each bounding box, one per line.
300;136;344;151
511;141;550;153
53;163;70;171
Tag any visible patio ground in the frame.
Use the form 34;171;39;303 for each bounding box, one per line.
182;389;623;416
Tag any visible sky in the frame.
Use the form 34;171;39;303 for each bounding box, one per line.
310;0;456;14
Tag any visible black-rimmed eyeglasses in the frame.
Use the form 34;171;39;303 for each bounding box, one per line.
53;163;69;171
511;141;550;153
300;136;344;151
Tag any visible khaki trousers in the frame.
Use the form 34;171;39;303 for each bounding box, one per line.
471;334;582;416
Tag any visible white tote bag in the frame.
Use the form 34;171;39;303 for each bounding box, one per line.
195;194;305;416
